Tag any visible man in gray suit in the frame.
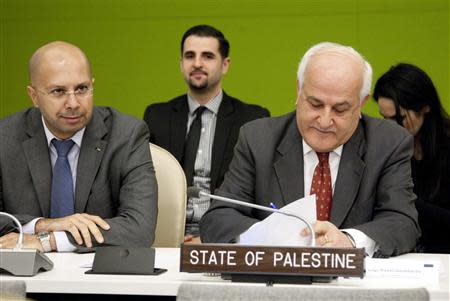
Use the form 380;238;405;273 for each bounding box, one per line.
0;41;157;252
200;42;420;257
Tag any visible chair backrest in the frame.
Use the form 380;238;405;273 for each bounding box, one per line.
177;283;430;301
150;143;187;247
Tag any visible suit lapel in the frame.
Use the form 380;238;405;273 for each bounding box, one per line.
23;110;52;216
330;122;366;227
170;97;188;162
274;117;305;205
75;109;108;213
210;94;235;190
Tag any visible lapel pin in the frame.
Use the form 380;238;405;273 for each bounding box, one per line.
95;147;101;152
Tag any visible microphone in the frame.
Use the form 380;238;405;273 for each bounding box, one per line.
187;187;316;246
0;212;54;276
0;212;23;249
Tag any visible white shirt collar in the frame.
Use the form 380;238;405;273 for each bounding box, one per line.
187;90;223;115
41;116;85;148
302;139;343;157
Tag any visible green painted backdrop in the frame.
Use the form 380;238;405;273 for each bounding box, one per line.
1;0;449;119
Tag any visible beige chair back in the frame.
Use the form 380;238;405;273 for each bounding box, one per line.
150;143;187;247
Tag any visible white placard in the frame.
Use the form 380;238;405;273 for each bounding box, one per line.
365;258;440;289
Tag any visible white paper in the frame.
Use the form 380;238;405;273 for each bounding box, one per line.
239;195;317;246
79;261;93;268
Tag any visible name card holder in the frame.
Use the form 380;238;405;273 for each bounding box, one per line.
180;244;365;284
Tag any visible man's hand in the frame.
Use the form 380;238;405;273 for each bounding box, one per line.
35;214;110;248
0;233;44;252
301;221;354;248
184;234;201;244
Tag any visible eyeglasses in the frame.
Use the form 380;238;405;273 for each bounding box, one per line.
33;85;93;100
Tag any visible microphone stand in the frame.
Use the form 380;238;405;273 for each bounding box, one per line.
0;212;53;276
0;212;23;249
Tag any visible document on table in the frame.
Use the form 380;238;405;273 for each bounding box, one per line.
79;262;93;268
365;258;441;289
239;195;317;246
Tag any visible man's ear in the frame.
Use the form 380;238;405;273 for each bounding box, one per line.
27;85;39;108
360;94;370;107
295;80;301;105
222;57;230;75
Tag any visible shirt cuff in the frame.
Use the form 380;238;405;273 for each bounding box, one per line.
22;218;42;234
342;228;378;257
53;231;77;252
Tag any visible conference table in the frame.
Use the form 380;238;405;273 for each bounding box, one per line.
1;248;449;300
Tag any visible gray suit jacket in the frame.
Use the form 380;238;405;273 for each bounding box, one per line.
0;107;157;248
200;112;420;257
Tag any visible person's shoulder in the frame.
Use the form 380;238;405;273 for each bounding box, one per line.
361;114;412;147
1;107;34;122
145;94;187;112
363;114;410;136
94;106;146;129
236;112;296;150
241;111;295;134
0;108;38;131
224;93;270;116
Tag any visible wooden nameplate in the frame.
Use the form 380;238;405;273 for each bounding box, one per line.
180;244;365;284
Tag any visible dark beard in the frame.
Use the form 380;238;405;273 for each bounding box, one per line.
188;79;208;91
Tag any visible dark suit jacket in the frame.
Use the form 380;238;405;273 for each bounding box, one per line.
143;92;270;193
200;112;420;257
0;107;158;248
414;133;450;253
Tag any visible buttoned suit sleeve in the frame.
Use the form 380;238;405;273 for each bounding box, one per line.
67;113;158;250
99;121;157;247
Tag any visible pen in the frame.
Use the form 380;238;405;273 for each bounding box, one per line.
269;202;278;209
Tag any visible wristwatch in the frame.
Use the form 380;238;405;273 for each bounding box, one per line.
343;232;357;248
37;231;52;252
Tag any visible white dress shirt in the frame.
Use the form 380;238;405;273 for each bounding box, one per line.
22;117;85;252
240;140;378;256
185;92;222;235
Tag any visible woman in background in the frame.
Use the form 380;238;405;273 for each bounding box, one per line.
374;63;450;253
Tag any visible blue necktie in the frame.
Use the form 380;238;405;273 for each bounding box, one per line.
50;139;75;218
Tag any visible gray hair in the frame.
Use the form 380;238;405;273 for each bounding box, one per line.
297;42;372;102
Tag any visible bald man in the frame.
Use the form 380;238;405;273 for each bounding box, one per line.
0;41;157;252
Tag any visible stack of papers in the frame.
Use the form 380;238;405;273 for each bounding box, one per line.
239;195;317;246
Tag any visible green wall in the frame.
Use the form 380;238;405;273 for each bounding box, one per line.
1;0;449;119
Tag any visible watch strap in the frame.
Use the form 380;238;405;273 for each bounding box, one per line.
38;231;52;252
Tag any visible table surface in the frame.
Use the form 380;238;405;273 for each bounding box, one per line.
1;248;449;300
